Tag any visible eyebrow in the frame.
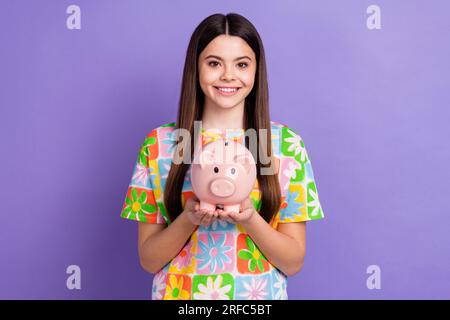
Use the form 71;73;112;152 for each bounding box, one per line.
204;55;252;62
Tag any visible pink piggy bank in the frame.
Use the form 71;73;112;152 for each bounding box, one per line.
190;138;257;213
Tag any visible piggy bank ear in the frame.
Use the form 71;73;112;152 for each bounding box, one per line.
200;150;215;169
233;153;255;174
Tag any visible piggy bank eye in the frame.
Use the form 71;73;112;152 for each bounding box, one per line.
230;167;236;175
214;167;219;173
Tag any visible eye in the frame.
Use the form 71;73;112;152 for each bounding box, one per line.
208;61;248;68
214;167;219;173
230;167;236;175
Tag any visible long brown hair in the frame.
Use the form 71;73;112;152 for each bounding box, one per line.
164;13;281;224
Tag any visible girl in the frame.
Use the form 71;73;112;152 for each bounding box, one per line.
120;13;324;300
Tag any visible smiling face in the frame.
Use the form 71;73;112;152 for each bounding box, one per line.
198;35;257;110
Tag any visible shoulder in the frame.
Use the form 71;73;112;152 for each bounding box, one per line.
137;122;177;162
140;121;177;147
270;121;309;160
270;120;304;141
144;121;177;139
271;121;311;164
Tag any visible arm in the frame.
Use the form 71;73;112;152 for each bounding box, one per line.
138;197;218;274
240;214;306;276
138;210;197;274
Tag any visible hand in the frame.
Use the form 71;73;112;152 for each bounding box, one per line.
219;197;256;225
216;208;236;224
184;196;219;227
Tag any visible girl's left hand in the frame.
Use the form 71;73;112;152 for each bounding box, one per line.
227;197;256;224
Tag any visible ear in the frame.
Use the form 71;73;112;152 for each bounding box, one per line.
233;153;255;174
200;150;215;169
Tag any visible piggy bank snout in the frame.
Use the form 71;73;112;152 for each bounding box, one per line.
210;178;235;198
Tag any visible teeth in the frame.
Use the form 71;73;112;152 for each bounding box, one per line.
217;87;238;92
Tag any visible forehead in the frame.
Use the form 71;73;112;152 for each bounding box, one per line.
200;35;255;60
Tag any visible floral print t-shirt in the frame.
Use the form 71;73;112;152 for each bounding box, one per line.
120;121;325;300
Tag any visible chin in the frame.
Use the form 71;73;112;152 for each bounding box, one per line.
215;101;242;109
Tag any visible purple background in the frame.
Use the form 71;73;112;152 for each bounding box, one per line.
1;0;449;299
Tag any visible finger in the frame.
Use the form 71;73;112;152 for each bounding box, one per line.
240;198;250;211
197;211;208;226
206;210;216;226
239;200;246;212
217;210;228;221
228;212;238;222
226;217;235;224
195;209;207;217
219;210;235;224
211;211;219;223
201;210;213;227
195;210;207;224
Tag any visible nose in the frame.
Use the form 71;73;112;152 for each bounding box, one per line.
221;67;236;81
221;74;235;81
210;179;235;198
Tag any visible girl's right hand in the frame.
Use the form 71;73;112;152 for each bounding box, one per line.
184;196;218;227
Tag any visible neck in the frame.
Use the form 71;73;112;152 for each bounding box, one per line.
201;99;245;131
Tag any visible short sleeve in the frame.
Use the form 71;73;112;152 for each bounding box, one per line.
120;129;168;224
273;126;325;225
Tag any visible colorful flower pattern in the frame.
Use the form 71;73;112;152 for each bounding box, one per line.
120;121;324;299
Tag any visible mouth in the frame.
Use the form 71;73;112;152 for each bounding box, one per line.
214;86;241;96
